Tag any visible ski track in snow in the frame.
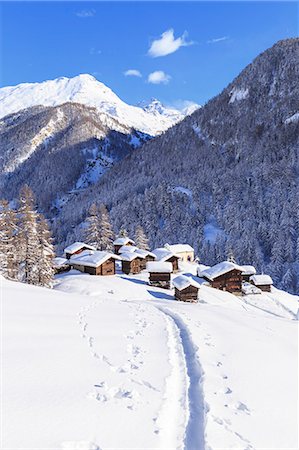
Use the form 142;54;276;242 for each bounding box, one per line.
155;306;206;450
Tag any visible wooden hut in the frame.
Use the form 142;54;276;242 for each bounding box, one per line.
173;275;200;302
200;261;243;293
147;261;173;289
165;244;195;263
121;252;144;275
240;265;256;282
113;237;135;255
64;242;96;260
53;257;70;274
134;249;156;269
152;248;179;272
69;250;120;275
250;274;273;292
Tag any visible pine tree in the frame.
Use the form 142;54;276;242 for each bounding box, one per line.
227;246;236;263
85;203;101;248
135;225;149;250
37;215;55;287
119;228;128;238
0;200;18;280
98;204;114;251
18;185;40;284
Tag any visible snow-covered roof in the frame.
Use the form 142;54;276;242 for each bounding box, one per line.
152;248;178;262
242;282;262;295
165;243;194;254
134;249;156;259
197;264;211;277
250;274;273;286
146;261;173;273
53;257;68;267
113;237;135;246
118;245;138;254
64;241;96;254
121;251;144;262
172;275;201;291
69;250;121;268
200;261;243;281
240;265;256;276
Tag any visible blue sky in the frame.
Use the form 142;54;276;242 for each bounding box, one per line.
1;1;298;107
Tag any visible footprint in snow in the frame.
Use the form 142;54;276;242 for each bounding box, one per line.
236;402;251;414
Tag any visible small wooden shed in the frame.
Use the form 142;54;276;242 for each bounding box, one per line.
64;242;96;260
134;249;156;269
240;265;256;282
173;275;200;302
113;237;135;255
69;250;120;275
165;243;195;263
53;257;70;274
152;248;179;272
200;261;243;293
121;252;144;275
250;274;273;292
147;261;173;289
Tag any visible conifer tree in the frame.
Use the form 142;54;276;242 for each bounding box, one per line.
85;203;101;248
98;204;114;251
0;200;18;280
135;225;149;250
18;185;40;284
37;215;55;287
119;228;128;238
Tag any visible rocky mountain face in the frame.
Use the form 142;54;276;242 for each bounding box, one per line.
49;38;298;292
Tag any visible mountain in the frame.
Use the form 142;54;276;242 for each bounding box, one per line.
140;98;199;121
0;74;190;136
49;38;299;292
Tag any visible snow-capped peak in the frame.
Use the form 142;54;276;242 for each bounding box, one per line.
0;75;194;136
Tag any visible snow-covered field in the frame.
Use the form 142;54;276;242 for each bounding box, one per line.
2;265;298;450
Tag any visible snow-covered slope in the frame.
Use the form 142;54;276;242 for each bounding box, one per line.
2;264;298;450
0;75;192;136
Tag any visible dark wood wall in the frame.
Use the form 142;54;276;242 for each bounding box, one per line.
122;259;141;274
211;269;242;293
149;272;171;289
175;285;199;302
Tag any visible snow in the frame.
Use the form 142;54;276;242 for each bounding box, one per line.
2;267;298;449
250;274;273;286
284;112;299;124
134;248;156;259
152;247;178;262
203;221;226;244
53;256;68;267
64;242;96;254
192;124;203;138
240;265;256;276
165;243;194;253
146;261;173;273
120;252;143;262
197;264;211;276
229;87;249;103
172;274;201;291
113;237;135;246
200;261;243;281
0;75;190;136
242;281;262;295
118;245;138;254
69;250;121;267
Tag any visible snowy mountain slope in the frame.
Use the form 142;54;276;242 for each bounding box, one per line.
0;74;191;136
3;266;298;450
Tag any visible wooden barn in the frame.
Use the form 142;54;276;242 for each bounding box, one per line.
240;265;256;282
165;243;195;263
152;248;179;272
200;261;243;293
113;237;135;255
64;242;96;260
53;257;70;274
173;275;200;302
147;261;173;289
69;250;120;275
250;274;273;292
121;252;145;275
134;249;156;269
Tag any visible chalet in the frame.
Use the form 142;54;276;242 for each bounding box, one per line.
121;252;145;275
152;248;179;272
134;249;156;269
147;261;173;289
113;237;135;255
53;257;70;274
240;265;256;282
64;242;96;260
250;274;273;292
200;261;243;293
165;243;194;263
173;275;200;302
69;250;120;275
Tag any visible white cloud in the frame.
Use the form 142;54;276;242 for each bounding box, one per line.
148;29;193;57
148;71;171;85
76;9;96;18
207;36;229;44
90;48;102;55
124;69;142;78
